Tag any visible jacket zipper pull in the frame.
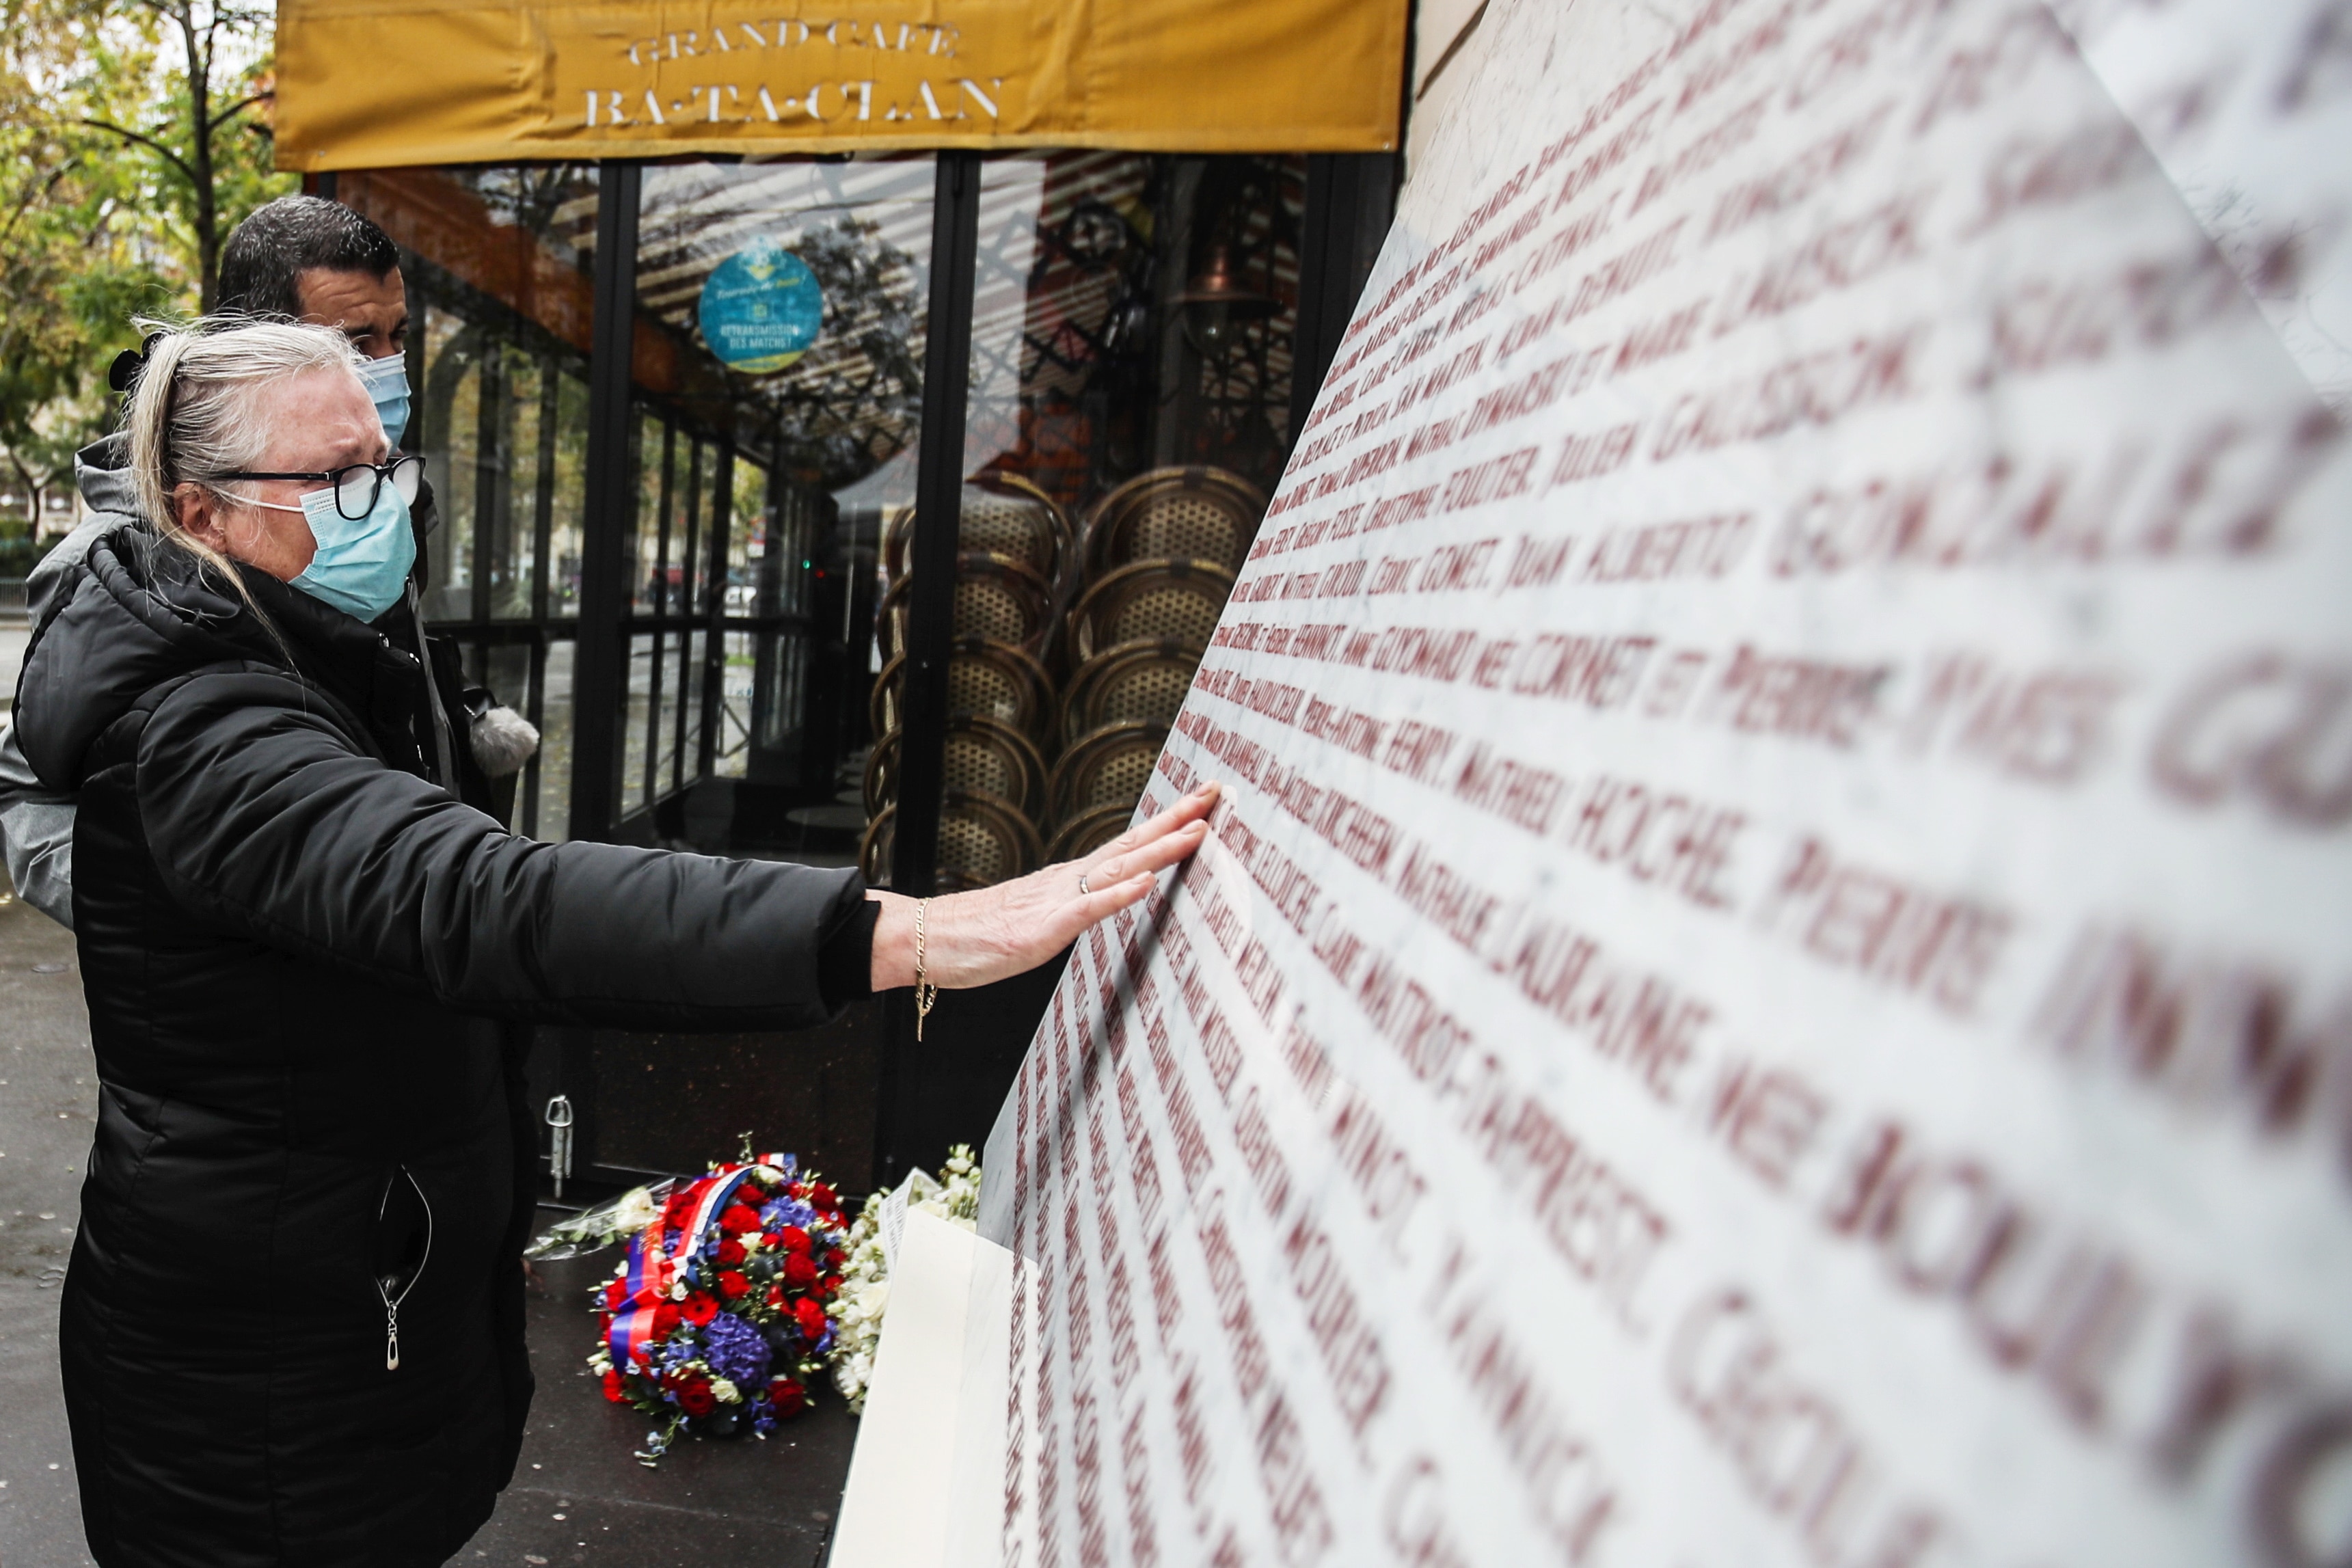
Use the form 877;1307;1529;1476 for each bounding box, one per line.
387;1301;401;1371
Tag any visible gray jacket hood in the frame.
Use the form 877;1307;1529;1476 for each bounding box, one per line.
14;527;280;793
26;432;145;629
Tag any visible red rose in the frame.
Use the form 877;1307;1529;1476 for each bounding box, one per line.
716;1238;746;1266
809;1182;839;1211
779;1225;811;1254
769;1378;807;1417
681;1290;719;1327
720;1204;762;1234
764;1284;785;1310
653;1303;682;1337
601;1279;626;1310
677;1378;717;1417
783;1253;818;1288
601;1368;627;1403
822;1275;842;1294
718;1269;750;1299
794;1297;828;1340
826;1248;846;1268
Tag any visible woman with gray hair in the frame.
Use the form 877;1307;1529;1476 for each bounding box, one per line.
11;319;1215;1567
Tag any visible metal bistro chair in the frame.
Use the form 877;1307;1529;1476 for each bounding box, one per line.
1059;636;1202;746
964;475;1072;579
859;789;1044;892
1067;558;1235;664
871;638;1057;746
876;551;1055;661
880;481;1069;582
1081;465;1267;582
1049;718;1170;826
1046;801;1136;863
864;715;1049;820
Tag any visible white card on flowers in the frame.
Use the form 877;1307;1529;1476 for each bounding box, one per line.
983;0;2352;1564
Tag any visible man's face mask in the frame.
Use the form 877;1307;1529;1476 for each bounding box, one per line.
356;353;412;448
251;458;420;623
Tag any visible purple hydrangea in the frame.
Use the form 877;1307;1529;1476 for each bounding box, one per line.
760;1195;817;1230
699;1310;772;1390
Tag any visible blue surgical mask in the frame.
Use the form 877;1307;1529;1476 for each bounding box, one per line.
357;353;412;448
256;479;418;623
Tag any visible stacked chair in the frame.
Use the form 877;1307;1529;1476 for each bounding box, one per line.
861;466;1265;888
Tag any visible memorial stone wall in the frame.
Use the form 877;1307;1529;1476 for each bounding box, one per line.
979;0;2352;1562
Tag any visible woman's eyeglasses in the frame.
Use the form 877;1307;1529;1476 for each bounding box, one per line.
206;455;424;522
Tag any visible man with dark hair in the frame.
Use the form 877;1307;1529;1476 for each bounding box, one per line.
217;192;403;328
0;194;532;925
221;194;414;450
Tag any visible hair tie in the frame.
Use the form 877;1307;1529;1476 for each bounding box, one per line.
107;332;167;395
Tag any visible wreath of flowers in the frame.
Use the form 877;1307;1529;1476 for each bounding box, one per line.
582;1151;848;1462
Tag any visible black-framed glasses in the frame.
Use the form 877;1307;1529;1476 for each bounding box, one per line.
207;455;424;522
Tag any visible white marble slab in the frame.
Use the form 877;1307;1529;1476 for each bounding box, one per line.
982;0;2352;1562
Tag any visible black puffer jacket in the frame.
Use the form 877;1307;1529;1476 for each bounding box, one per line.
14;528;871;1567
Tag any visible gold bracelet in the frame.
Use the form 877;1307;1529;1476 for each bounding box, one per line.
914;897;938;1040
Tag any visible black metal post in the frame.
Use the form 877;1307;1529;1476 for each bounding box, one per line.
1288;153;1400;446
700;445;733;780
889;150;982;897
570;161;641;843
874;151;982;1187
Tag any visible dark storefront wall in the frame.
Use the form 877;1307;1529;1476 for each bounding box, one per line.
327;150;1392;1197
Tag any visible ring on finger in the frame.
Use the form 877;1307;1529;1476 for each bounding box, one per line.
1079;870;1092;895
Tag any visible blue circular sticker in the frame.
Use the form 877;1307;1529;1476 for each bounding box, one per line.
697;239;823;374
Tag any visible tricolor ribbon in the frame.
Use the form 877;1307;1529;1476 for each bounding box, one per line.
608;1160;797;1373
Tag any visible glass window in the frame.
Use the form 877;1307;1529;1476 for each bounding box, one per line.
534;639;576;842
343;163;599;842
883;152;1303;888
619;158;936;858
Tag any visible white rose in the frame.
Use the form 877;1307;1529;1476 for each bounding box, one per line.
711;1378;740;1403
612;1187;660;1231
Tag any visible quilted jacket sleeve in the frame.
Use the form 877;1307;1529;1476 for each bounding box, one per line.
135;668;865;1031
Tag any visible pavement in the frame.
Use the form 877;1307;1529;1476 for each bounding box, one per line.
0;850;100;1565
0;869;859;1567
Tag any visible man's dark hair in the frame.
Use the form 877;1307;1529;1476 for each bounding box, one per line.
216;195;401;321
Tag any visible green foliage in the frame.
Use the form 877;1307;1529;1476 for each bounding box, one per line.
0;1;295;530
0;519;59;578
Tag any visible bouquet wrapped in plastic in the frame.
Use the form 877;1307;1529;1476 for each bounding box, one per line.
827;1145;981;1412
533;1150;848;1462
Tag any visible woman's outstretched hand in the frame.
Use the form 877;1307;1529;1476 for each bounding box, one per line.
868;782;1219;992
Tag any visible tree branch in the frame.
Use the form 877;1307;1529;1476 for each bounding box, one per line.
76;118;196;186
205;90;271;135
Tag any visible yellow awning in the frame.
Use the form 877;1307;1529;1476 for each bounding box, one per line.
275;1;1409;170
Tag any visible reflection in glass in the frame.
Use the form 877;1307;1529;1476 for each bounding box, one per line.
345;162;600;841
614;159;935;859
623;631;656;817
863;152;1302;887
535;640;576;842
420;308;478;623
